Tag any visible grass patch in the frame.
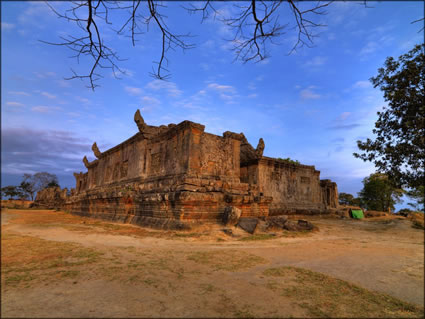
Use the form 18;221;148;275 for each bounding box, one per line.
1;233;104;288
199;283;216;294
262;266;424;318
239;234;276;241
173;232;202;238
187;250;266;271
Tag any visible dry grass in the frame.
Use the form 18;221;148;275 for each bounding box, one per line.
3;209;164;238
2;209;424;318
263;266;424;318
187;250;267;271
1;233;104;288
408;212;425;229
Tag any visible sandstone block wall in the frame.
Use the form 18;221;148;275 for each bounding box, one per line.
65;112;271;228
58;109;339;228
241;157;338;215
34;186;68;209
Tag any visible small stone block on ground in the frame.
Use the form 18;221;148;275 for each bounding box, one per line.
237;218;258;234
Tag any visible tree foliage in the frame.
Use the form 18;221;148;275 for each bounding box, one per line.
406;185;424;212
354;44;425;192
21;172;59;201
358;173;403;212
338;192;363;207
0;186;25;200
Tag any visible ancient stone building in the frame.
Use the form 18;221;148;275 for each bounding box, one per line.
61;110;338;228
34;186;68;210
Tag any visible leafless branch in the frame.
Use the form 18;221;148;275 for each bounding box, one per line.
183;1;218;23
187;0;331;63
411;17;425;33
287;0;331;54
44;0;335;88
43;0;194;88
146;0;195;80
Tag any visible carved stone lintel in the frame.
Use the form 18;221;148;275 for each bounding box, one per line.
92;142;102;159
255;138;265;158
83;156;89;168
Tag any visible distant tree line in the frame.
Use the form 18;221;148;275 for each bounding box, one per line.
1;172;59;201
339;172;424;213
339;173;405;212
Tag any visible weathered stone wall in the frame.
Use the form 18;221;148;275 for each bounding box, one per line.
241;157;338;215
65;112;271;228
34;187;68;209
61;109;339;229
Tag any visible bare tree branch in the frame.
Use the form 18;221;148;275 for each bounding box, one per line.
44;0;195;87
42;0;338;89
411;17;425;33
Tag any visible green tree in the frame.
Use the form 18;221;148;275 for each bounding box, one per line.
358;173;403;212
338;193;354;206
406;186;424;212
354;44;425;198
20;181;36;201
338;192;363;208
46;181;60;188
0;186;24;200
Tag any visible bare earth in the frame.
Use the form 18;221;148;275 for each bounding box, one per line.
1;209;424;318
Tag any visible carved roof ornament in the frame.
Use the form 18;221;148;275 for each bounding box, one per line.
82;156;89;168
134;109;147;132
92;142;102;159
256;138;265;158
134;109;168;139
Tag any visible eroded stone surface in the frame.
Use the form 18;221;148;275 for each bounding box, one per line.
35;109;339;229
237;218;258;234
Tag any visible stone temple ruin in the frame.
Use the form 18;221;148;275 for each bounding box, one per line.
36;110;338;229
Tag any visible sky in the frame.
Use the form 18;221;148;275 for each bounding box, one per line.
1;1;423;209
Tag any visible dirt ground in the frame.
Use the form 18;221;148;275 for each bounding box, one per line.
1;209;424;318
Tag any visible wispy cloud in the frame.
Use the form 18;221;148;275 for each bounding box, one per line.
338;112;351;121
6;102;25;107
207;83;238;102
305;56;327;67
300;87;321;100
41;91;56;99
207;83;235;93
67;112;81;118
328;112;361;130
9;91;31;96
57;80;71;88
140;96;160;109
353;80;372;89
359;41;378;55
31;106;61;113
1;127;90;176
145;80;182;97
18;2;55;27
1;22;15;30
199;63;210;71
34;71;56;79
75;96;90;104
125;86;143;96
248;82;256;90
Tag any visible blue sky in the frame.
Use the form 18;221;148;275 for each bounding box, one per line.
2;1;423;208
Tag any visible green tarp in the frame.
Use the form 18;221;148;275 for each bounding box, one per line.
351;209;364;219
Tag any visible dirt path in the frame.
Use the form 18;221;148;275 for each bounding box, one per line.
1;210;424;317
